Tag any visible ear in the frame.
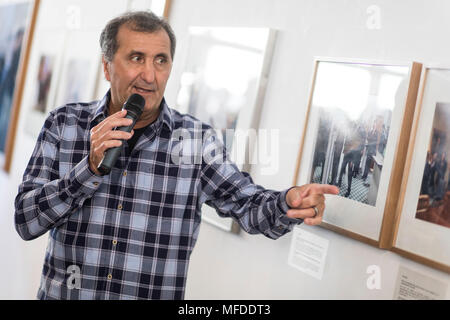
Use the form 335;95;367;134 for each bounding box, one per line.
102;55;111;82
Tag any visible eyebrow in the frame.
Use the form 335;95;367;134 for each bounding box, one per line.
129;50;145;57
128;50;170;59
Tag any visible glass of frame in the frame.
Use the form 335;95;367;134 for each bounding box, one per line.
175;27;277;232
293;58;422;246
0;0;35;171
393;66;450;273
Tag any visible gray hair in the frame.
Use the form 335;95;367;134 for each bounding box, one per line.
100;11;176;62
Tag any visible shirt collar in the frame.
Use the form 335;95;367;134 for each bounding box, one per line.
159;98;174;133
92;90;110;124
92;90;173;133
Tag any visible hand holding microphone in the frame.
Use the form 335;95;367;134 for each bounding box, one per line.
89;93;145;176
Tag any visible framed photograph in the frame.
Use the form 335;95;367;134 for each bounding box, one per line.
24;48;63;139
0;0;35;170
293;58;422;246
32;54;55;113
54;30;101;107
24;1;111;139
55;58;90;106
175;27;277;232
392;66;450;273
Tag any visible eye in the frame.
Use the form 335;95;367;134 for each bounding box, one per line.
131;55;143;63
155;56;167;65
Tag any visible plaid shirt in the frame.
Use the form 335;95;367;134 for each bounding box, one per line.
14;91;300;300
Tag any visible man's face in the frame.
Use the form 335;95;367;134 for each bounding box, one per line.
103;25;172;116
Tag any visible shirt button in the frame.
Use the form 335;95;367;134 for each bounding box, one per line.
112;240;118;245
118;204;123;210
92;182;99;186
107;274;112;280
123;171;127;177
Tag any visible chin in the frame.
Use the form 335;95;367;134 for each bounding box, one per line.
143;101;161;112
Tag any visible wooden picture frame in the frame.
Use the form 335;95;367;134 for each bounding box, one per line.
2;0;40;173
162;0;171;19
391;65;450;273
293;58;422;247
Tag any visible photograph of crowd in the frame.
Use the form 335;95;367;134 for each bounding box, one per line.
416;102;450;228
310;107;389;206
307;62;408;207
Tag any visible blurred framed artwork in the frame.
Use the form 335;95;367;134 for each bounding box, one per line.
393;66;450;273
24;48;63;139
293;58;422;246
175;27;277;232
55;58;90;107
54;30;101;107
25;2;108;139
0;0;35;170
32;54;55;113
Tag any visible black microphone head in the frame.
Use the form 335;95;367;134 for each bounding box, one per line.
123;93;145;117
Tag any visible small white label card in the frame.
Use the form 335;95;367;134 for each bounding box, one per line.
288;226;329;280
394;266;448;300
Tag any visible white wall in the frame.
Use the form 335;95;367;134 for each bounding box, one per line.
1;0;449;299
164;0;450;299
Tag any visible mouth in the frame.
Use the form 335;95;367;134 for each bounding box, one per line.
133;86;155;95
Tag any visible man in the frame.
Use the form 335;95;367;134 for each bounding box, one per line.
329;126;345;186
361;122;378;183
338;122;364;198
435;152;448;201
310;114;330;183
428;152;438;198
421;151;432;195
14;11;338;300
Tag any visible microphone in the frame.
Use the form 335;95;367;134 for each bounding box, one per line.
97;93;145;176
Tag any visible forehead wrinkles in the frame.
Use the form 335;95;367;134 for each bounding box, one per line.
116;26;171;57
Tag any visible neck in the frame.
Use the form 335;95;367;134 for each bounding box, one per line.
134;109;161;129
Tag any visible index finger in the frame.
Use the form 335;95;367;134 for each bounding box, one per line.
109;109;127;119
93;109;128;133
301;184;339;197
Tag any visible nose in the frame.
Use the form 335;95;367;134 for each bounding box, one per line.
140;61;156;84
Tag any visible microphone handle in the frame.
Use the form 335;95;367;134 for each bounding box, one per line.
97;113;138;175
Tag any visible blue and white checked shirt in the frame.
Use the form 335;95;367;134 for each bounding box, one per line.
14;91;301;300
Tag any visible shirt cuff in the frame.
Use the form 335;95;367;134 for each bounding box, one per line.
67;155;103;197
277;187;303;229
